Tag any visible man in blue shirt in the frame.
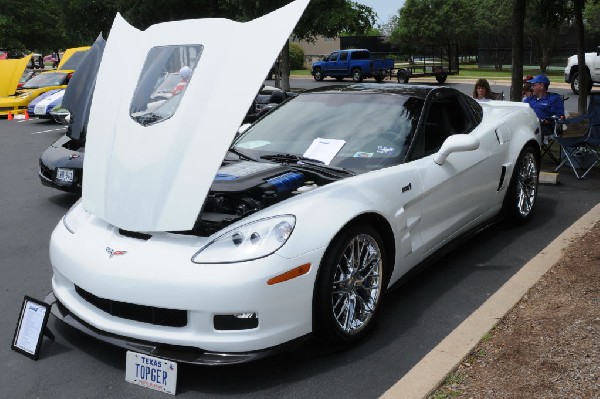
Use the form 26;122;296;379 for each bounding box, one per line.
523;74;565;136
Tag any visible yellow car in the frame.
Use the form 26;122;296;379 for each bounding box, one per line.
0;47;90;117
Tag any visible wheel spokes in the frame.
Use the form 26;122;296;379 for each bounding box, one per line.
331;234;383;334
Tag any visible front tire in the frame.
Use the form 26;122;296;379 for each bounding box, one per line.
503;146;539;224
313;68;324;81
352;68;363;83
314;225;386;345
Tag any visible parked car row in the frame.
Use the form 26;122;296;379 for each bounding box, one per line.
0;46;90;117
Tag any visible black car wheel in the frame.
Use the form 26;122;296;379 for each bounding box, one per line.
314;225;386;345
436;74;448;84
313;68;324;81
503;146;539;224
397;69;409;83
571;71;592;95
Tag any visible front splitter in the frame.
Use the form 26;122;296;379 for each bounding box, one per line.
44;292;308;365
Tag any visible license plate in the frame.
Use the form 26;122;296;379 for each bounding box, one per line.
34;105;46;115
125;351;177;395
55;168;73;184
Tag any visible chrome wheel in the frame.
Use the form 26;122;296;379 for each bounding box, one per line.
515;152;538;217
504;146;539;224
331;234;383;335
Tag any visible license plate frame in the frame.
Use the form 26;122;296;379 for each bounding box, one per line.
125;351;177;395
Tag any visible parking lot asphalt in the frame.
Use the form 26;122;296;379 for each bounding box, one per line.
1;84;599;398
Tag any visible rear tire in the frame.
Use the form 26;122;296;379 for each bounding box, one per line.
571;71;592;95
374;73;384;83
313;225;386;345
503;146;539;224
397;69;409;83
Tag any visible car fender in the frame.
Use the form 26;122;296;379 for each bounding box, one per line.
218;167;424;268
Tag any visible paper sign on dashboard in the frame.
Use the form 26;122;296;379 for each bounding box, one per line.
303;138;346;165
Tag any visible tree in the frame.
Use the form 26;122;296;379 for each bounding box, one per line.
473;0;513;70
511;0;526;102
389;0;477;52
115;0;225;29
221;0;376;90
0;0;65;52
574;0;588;114
61;0;119;47
525;0;571;73
583;0;600;34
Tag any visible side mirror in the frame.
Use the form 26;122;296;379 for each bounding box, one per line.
433;134;480;165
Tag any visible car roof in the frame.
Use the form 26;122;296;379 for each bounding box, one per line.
300;83;459;100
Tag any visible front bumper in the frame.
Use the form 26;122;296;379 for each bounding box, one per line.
45;292;309;365
49;215;324;356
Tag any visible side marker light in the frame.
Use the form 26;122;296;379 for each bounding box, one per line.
267;263;311;285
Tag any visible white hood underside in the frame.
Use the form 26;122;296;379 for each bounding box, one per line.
82;0;309;232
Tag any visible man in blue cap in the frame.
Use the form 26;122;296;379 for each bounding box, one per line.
523;74;565;136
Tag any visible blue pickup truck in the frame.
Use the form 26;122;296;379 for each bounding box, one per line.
311;49;394;83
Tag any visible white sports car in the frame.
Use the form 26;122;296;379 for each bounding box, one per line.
46;0;541;365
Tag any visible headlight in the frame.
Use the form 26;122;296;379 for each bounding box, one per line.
192;215;295;264
62;199;91;234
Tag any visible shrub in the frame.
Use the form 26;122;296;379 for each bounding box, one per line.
289;43;305;70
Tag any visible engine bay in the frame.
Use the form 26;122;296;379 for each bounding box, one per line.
192;160;340;236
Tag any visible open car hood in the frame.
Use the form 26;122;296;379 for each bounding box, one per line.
62;35;105;141
57;46;91;70
82;0;309;232
0;55;31;96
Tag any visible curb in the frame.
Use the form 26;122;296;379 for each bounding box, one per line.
379;203;600;399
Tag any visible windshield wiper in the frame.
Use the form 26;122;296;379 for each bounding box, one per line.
261;153;355;176
228;147;257;162
260;153;322;164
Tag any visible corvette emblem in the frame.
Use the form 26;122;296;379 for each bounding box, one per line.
106;247;127;258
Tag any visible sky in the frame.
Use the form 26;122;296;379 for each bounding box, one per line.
358;0;405;25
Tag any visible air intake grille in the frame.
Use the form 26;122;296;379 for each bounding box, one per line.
75;286;187;327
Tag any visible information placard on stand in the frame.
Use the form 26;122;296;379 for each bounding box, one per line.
11;296;52;360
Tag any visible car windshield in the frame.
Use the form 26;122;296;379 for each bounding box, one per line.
60;50;89;70
21;72;68;89
234;92;424;173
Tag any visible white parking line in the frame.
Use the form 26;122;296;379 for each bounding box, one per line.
31;128;67;135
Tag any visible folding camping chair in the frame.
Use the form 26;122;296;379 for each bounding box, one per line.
540;116;563;165
554;94;600;179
